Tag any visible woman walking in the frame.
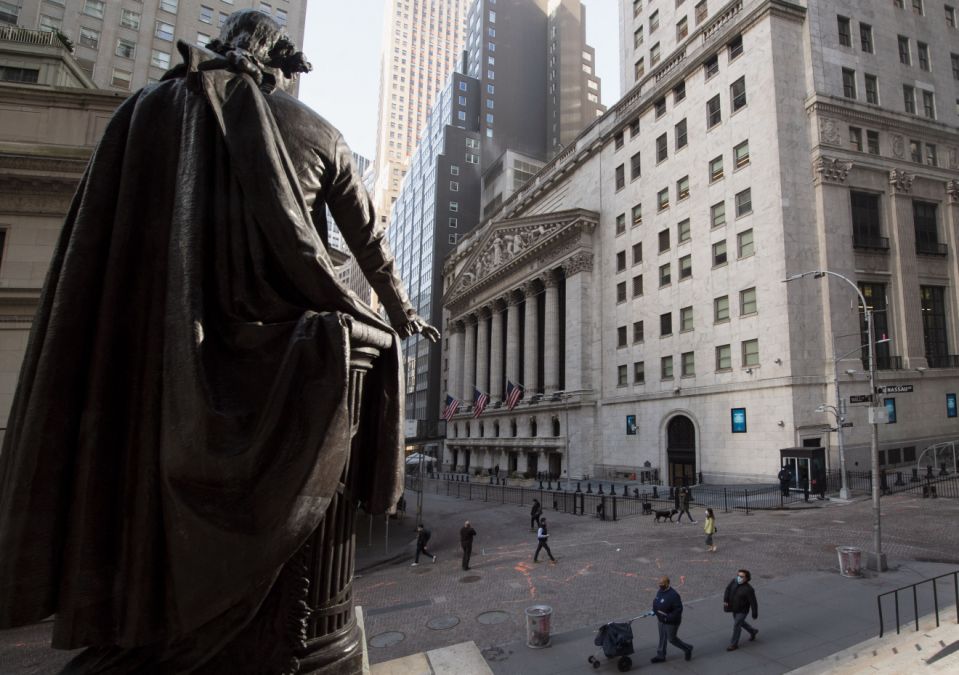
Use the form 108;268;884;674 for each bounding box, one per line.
704;508;717;552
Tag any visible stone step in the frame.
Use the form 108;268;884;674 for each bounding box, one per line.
369;641;492;675
788;612;959;674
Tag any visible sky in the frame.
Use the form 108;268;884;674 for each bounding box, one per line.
299;0;621;162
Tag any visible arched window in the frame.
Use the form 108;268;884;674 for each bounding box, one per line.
465;422;471;438
479;421;485;437
452;423;458;438
530;417;538;437
511;419;517;437
494;421;500;437
552;416;561;437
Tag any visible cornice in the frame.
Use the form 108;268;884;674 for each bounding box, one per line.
808;98;959;145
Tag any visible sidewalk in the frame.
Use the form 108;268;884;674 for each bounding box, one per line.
485;561;958;674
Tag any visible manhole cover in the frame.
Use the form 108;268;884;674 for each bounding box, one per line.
460;575;481;583
477;611;510;625
427;615;460;630
369;631;405;648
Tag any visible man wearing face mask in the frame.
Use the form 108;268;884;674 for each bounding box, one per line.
650;576;693;663
723;569;759;650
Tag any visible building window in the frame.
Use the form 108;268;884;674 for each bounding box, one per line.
650;42;661;66
617;251;627;272
912;0;923;15
111;68;132;90
858;282;892;368
661;356;674;380
953;53;959;80
837;15;851;46
654;97;666;118
695;0;708;24
196;33;211;47
615;164;625;190
617;365;628;386
632;242;643;264
634;26;644;48
632;274;644;297
650;9;659;32
709;155;724;182
737;229;754;258
634;58;645;81
712;240;727;267
449;181;459;192
83;0;105;19
656;134;668;162
920;286;949;365
634;361;645;384
0;1;19;25
917;42;930;71
676;15;689;41
677;219;691;244
734;140;749;167
910;139;923;163
903;85;916;114
716;345;732;371
275;8;287;25
860;23;873;52
711;201;726;228
707;94;722;127
735;189;752;217
673;81;686;102
618;326;628;347
659;263;671;287
450;201;459;212
731;77;747;111
617;281;627;303
740;287;757;315
921;90;936;118
120;9;141;30
449;217;458;228
115;38;136;59
616;213;627;235
632;204;643;227
629;118;640;137
160;0;178;14
864;74;879;104
947;5;957;27
199;5;213;23
614;131;624;150
0;66;38;82
676;176;689;200
681;351;695;377
728;35;743;59
658;229;670;253
679;255;692;280
657;187;669;211
155;21;175;41
742;339;760;367
926;143;938;166
914;200;942;255
151;49;171;69
633;320;645;343
841;68;856;99
450;165;460;176
675;119;687;149
630;152;642;180
898;35;911;65
679;306;694;332
714;295;730;322
79;26;100;49
851;191;884;249
866;130;880;154
704;54;719;79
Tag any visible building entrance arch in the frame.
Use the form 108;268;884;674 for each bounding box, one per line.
666;415;696;486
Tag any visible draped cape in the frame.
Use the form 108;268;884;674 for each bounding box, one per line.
0;43;404;651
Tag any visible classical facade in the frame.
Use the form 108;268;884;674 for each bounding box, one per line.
442;0;959;484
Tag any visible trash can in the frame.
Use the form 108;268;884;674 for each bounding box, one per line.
525;605;552;648
836;546;862;578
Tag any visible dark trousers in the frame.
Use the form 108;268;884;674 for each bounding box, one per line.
415;544;432;563
461;541;472;569
531;515;541;529
677;507;695;522
780;482;790;497
731;613;757;645
534;539;554;561
657;622;692;658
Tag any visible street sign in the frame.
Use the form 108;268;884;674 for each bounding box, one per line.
875;384;913;394
849;394;873;404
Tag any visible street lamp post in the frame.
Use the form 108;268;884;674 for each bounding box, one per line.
553;388;592;490
785;269;886;572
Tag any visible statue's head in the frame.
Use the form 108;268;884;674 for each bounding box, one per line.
207;10;312;80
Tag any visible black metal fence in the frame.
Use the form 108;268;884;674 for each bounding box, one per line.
825;469;959;499
877;570;959;638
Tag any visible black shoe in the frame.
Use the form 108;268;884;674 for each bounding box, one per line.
726;645;738;652
650;657;665;663
685;647;693;661
749;630;758;641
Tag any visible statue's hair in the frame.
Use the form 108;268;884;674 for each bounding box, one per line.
206;10;312;80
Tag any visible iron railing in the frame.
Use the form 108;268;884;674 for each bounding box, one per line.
877;570;959;637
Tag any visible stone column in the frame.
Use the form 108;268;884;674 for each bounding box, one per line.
543;271;560;393
523;281;539;394
506;292;521;387
562;252;593;394
447;321;465;404
476;307;490;395
463;314;477;402
885;169;926;367
489;300;505;401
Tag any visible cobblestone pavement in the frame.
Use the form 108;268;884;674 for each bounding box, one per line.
2;491;957;673
354;490;959;666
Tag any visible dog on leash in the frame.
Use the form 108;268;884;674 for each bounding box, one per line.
654;509;678;523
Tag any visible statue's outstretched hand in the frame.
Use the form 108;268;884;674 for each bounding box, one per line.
397;314;440;342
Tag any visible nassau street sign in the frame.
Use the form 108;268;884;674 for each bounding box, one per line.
875;384;913;394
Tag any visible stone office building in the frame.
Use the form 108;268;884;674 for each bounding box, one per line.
440;0;959;485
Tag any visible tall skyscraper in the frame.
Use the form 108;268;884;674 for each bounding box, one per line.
371;0;468;229
1;0;306;92
388;0;603;457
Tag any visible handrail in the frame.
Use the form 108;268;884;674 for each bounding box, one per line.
877;570;959;637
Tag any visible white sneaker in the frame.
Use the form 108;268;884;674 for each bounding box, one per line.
411;562;419;566
432;555;437;563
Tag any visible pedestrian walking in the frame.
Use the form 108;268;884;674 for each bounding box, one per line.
777;466;791;497
673;487;681;512
530;498;543;530
723;569;759;650
411;524;436;566
814;470;827;500
650;576;693;663
704;508;717;552
676;487;696;523
533;517;556;563
459;520;477;570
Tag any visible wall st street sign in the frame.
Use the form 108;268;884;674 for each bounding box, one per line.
875;384;913;394
849;394;873;404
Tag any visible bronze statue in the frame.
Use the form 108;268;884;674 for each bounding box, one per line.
0;10;436;673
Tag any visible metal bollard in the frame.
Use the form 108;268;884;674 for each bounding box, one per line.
652;485;658;499
598;484;604;495
911;468;920;483
576;482;581;493
587;483;592;494
895;471;905;486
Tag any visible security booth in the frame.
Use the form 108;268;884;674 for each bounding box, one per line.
779;447;827;492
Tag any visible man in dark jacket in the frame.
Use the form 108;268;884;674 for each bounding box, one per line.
460;520;477;570
778;466;791;496
533;518;556;563
651;576;693;663
723;569;759;649
413;524;436;566
530;499;543;530
677;487;696;523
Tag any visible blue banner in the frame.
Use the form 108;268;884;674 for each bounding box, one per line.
884;398;897;424
948;393;957;418
731;407;747;433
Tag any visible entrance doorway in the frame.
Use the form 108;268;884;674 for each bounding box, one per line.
779;447;826;492
667;415;696;486
548;452;562;480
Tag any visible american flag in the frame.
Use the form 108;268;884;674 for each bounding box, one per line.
443;394;460;421
505;380;523;410
473;388;489;418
